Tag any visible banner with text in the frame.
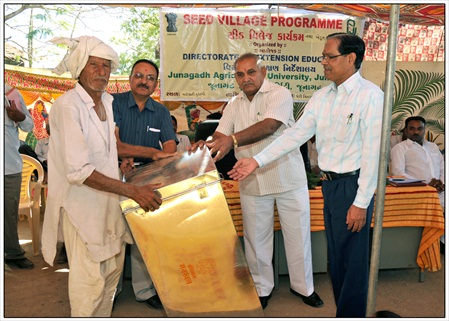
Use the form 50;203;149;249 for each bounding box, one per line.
160;8;363;102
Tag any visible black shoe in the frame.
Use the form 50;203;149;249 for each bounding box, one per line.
441;241;445;254
290;289;323;308
5;258;34;270
140;294;164;310
259;293;272;309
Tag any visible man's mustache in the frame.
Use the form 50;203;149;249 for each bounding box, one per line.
137;83;150;89
94;76;108;82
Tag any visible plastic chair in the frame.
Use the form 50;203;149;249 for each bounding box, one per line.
19;154;44;256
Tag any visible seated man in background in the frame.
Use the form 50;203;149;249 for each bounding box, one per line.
390;116;444;202
390;116;444;251
171;115;191;152
34;123;50;183
35;123;50;166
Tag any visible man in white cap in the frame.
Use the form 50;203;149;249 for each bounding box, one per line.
41;36;164;317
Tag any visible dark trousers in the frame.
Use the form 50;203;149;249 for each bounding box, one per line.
322;174;374;317
4;173;26;259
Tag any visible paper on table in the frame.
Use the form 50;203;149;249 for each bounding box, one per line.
388;178;426;187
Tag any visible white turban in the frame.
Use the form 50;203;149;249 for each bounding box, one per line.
49;36;119;79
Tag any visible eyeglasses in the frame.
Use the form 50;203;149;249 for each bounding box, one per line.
320;54;347;61
132;72;157;82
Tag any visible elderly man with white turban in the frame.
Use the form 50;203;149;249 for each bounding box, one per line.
42;36;164;317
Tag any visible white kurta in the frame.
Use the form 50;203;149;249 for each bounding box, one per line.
42;83;132;266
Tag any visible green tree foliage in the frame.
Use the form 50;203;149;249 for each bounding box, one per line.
110;7;160;75
5;4;132;69
5;4;88;67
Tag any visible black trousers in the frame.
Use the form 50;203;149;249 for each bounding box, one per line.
322;174;374;317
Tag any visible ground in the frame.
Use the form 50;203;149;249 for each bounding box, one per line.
3;217;447;318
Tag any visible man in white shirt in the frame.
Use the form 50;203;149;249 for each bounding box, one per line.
390;116;445;202
229;34;384;317
191;53;323;310
42;36;163;317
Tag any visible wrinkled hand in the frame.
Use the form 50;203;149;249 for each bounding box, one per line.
346;205;367;232
228;158;259;181
205;135;233;162
120;158;135;174
131;183;163;212
6;101;26;122
429;178;445;193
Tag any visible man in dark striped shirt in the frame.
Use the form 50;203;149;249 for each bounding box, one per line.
113;59;177;166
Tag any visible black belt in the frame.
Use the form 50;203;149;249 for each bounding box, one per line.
321;169;360;181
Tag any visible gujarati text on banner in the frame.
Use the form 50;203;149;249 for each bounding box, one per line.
160;8;363;102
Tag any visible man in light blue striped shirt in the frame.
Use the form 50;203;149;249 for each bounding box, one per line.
230;33;384;317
